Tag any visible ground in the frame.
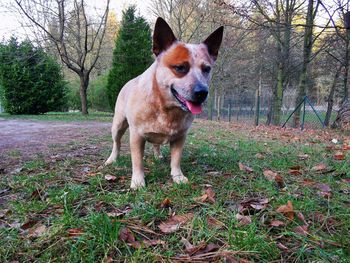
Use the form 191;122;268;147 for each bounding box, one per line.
0;113;349;262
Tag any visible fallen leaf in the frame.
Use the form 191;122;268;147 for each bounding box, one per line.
194;187;215;204
297;212;308;226
181;238;220;256
119;227;141;248
158;213;194;233
294;225;308;236
263;169;278;181
302;179;315;186
255;153;264;159
288;169;302;175
239;197;269;213
235;213;252;226
311;163;327;172
298;154;310;160
143;239;166;247
334;151;345;160
276;201;294;220
315;183;331;192
160;198;171;208
68;228;84;238
28;224;47;237
21;220;38;230
107;206;132;217
238;162;254;173
270;220;284;227
206;216;225;228
105;174;117;181
276;242;289;251
181;237;207;255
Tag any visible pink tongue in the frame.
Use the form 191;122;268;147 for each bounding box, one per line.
185;101;202;115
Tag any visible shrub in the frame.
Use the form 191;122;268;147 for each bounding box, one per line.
0;38;67;114
106;6;153;110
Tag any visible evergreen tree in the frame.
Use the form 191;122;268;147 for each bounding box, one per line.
0;38;67;114
106;6;153;110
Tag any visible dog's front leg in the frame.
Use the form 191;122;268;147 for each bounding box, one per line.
130;130;146;189
170;135;188;184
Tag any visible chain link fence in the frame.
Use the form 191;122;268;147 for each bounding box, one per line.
197;89;338;130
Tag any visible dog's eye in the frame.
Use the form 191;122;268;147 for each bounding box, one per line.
202;65;211;74
173;65;188;74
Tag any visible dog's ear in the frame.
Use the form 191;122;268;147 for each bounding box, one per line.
153;17;177;56
203;26;224;61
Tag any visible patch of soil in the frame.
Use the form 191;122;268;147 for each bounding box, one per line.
0;118;111;173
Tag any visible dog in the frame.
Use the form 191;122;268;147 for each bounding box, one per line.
105;17;223;189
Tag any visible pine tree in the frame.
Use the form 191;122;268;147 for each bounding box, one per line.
106;6;153;110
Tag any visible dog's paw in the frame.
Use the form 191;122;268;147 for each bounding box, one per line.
130;178;146;190
172;174;189;184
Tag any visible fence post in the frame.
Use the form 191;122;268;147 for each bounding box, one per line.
228;101;231;122
301;99;306;130
255;89;260;126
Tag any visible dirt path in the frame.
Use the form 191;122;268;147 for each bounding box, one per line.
0;118;112;173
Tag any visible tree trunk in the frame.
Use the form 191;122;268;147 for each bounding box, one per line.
293;0;315;127
273;64;284;125
79;73;90;115
343;34;349;101
325;66;341;126
332;98;350;130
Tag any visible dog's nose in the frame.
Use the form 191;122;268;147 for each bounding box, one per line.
193;83;208;104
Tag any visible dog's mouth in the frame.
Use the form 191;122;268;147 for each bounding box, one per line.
171;87;203;115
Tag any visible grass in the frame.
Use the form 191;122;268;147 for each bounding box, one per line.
1;113;350;262
0;111;113;122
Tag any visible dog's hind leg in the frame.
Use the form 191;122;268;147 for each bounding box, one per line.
152;144;163;159
105;115;128;165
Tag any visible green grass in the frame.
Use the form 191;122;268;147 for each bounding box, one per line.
0;111;113;122
1;114;350;262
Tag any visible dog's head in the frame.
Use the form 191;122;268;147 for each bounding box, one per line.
153;17;224;115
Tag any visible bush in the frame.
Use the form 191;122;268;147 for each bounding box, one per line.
0;38;67;114
106;6;153;110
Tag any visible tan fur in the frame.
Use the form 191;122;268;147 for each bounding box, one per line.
105;19;223;189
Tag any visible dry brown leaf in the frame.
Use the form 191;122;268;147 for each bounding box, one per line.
263;169;278;181
255;153;265;159
298;154;310;160
143;239;166;247
235;213;252;226
105;174;117;181
181;238;220;256
160;198;171;208
239;197;269;213
194;187;215;204
276;242;289;251
270;220;285;227
68;228;84;238
294;225;308;236
276;200;294;220
28;224;47;237
158;213;194;233
334;151;345;160
119;227;141;248
302;179;316;186
206;216;225;228
311;163;327;172
288;169;302;175
238;162;254;173
297;212;308;226
107;206;132;217
21;220;39;230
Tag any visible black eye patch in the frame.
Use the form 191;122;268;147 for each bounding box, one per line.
172;63;189;75
202;65;211;74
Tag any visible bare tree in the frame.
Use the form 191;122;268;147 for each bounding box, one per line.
14;0;110;114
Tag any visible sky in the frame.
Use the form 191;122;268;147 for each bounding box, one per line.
0;0;153;40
